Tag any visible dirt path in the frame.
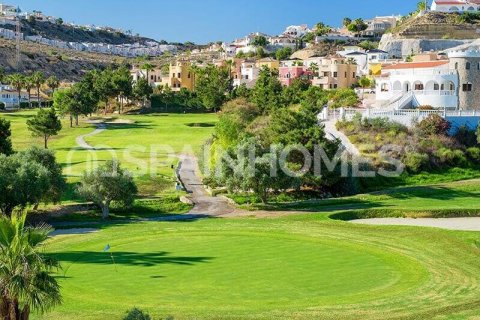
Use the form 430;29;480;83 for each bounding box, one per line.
177;155;236;216
75;124;106;149
352;217;480;231
323;120;360;156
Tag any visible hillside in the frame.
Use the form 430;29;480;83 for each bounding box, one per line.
389;12;480;40
0;37;123;80
0;19;206;52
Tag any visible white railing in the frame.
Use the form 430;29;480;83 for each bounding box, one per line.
389;69;456;76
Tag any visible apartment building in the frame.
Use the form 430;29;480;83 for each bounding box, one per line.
168;60;195;91
312;55;358;89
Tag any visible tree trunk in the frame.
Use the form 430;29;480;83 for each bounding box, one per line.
104;100;108;115
75;115;79;126
101;203;110;219
44;135;48;149
70;114;73;128
28;91;31;108
37;87;41;108
19;305;29;320
0;296;9;320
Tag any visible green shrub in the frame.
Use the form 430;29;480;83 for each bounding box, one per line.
434;148;467;166
0;103;4;110
123;308;151;320
19;102;30;109
403;152;429;173
467;147;480;161
418;114;451;136
454;125;477;147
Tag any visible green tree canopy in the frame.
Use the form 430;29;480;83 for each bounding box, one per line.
251;35;268;47
26;108;62;149
16;146;66;208
77;161;138;219
0;153;50;216
275;47;293;60
252;66;284;113
133;77;153;108
0;118;13;156
194;64;231;112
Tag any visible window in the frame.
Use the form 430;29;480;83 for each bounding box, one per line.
414;83;424;90
353;72;356;78
178;73;181;78
381;83;389;92
333;72;338;78
323;72;329;77
188;72;191;79
333;84;338;89
463;83;473;92
434;83;439;90
466;62;471;70
455;62;458;70
344;72;347;78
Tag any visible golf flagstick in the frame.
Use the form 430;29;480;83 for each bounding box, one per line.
110;252;118;272
103;244;118;273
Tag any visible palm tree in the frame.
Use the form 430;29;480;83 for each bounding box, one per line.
31;72;46;108
309;62;319;77
0;212;62;320
358;76;373;99
46;76;60;97
24;76;34;108
141;63;154;81
189;64;201;91
225;59;236;80
5;74;25;110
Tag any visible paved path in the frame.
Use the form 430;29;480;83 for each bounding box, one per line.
75;124;106;149
352;217;480;231
323;120;360;156
177;155;235;216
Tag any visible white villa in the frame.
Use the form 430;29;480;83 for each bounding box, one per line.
233;60;259;88
375;60;459;109
0;85;28;110
282;25;310;38
431;0;480;12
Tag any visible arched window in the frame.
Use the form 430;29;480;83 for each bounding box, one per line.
414;81;424;91
466;62;471;70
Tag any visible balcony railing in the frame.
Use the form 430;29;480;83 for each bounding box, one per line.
388;69;456;76
390;89;455;96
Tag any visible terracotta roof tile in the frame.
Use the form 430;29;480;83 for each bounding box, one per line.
382;60;449;70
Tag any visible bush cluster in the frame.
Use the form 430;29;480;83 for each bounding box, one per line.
337;113;480;173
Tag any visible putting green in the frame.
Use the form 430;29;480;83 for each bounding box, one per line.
38;216;480;320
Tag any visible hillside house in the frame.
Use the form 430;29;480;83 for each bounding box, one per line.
431;0;480;12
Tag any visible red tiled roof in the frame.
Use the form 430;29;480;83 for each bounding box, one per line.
382;61;449;70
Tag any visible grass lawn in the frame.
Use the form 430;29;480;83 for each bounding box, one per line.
233;179;480;220
0;110;217;204
36;215;480;320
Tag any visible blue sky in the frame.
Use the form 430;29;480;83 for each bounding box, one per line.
13;0;421;43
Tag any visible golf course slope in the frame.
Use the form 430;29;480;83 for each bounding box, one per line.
38;215;480;320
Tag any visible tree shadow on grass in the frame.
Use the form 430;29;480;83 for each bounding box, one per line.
260;198;391;213
372;185;480;200
47;251;214;268
103;122;154;130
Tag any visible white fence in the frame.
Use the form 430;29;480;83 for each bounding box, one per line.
318;107;480;129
